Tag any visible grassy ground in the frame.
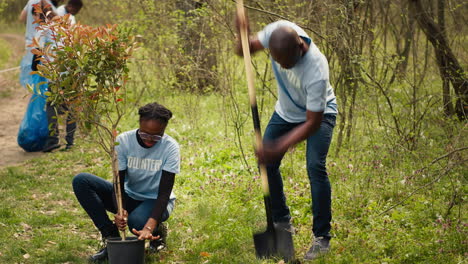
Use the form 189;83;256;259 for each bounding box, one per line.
0;90;466;264
0;24;466;263
0;37;11;70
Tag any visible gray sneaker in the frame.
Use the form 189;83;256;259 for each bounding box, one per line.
304;236;330;260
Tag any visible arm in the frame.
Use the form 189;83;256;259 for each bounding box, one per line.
234;11;264;56
132;170;175;240
235;36;264;56
149;170;175;224
19;9;27;23
259;111;323;164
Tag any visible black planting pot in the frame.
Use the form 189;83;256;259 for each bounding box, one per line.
107;237;145;264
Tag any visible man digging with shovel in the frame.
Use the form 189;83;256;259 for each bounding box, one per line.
235;14;338;261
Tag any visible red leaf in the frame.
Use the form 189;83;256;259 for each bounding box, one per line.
200;252;210;257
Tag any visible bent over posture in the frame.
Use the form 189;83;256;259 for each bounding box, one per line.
235;19;338;260
72;102;180;262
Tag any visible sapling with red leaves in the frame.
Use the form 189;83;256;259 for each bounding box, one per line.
32;3;138;240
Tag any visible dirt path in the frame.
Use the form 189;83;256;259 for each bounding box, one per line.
0;33;43;168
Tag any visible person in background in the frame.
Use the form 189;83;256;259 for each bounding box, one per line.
27;1;70;153
72;102;180;263
30;0;58;62
18;0;60;88
24;0;81;152
235;16;338;261
56;0;83;25
41;25;76;153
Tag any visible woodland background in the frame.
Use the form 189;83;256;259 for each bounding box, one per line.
0;0;466;263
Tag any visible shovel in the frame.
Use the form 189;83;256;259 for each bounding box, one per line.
236;1;295;261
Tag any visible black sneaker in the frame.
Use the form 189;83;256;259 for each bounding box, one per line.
65;144;74;150
149;223;167;253
89;226;120;263
149;238;166;252
88;247;107;263
42;142;60;152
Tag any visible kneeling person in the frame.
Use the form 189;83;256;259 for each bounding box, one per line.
72;102;180;262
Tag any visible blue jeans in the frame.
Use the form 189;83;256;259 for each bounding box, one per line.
263;112;336;238
72;173;175;237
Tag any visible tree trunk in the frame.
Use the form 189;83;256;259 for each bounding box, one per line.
437;0;454;116
175;0;217;93
409;0;467;120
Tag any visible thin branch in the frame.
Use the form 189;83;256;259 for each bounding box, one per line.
378;158;467;216
378;148;467;216
230;0;325;40
418;147;468;172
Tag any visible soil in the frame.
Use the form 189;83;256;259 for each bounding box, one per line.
0;33;43;168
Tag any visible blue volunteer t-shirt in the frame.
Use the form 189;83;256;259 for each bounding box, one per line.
257;20;338;123
116;129;180;201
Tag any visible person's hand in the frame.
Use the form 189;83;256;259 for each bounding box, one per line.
234;9;250;56
256;141;287;164
114;210;128;231
132;228;160;241
235;10;249;34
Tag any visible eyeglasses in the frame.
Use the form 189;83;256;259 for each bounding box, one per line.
138;131;163;142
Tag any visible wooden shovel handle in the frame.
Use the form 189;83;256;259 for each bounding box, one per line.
235;0;270;197
112;148;126;240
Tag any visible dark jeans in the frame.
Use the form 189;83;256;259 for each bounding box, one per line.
263;112;336;238
72;173;174;237
46;102;76;145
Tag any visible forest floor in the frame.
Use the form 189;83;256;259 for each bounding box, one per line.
0;33;43;168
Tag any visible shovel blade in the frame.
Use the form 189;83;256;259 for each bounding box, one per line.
253;226;295;262
253;230;276;259
275;226;295;261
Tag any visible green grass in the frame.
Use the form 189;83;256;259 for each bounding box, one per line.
0;92;466;264
0;37;11;69
0;21;24;35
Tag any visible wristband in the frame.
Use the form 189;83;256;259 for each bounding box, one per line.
145;226;152;231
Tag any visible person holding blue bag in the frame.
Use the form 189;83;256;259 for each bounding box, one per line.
20;2;77;153
17;2;57;152
18;1;75;152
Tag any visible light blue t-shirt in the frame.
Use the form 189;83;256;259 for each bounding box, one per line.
257;20;338;123
23;0;56;48
116;129;180;201
20;0;56;87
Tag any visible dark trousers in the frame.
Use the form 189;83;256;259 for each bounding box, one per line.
46;101;76;145
263;112;336;238
72;173;174;237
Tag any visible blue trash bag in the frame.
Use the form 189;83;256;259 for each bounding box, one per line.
17;74;49;152
19;48;33;88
